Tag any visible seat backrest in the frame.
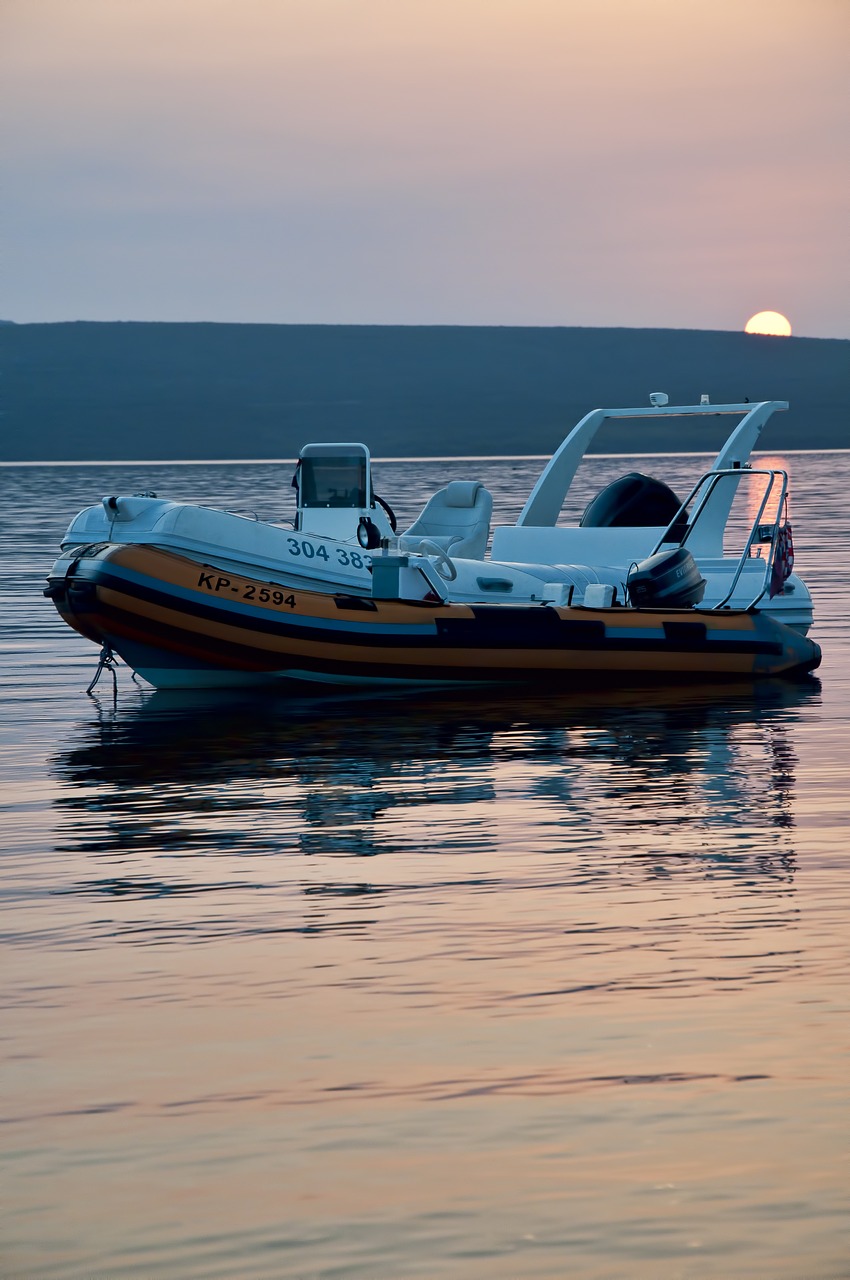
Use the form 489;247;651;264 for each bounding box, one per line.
401;481;493;559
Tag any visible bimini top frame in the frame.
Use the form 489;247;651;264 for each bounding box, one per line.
517;401;789;528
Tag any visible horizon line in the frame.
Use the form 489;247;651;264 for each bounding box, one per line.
3;318;848;341
2;448;847;468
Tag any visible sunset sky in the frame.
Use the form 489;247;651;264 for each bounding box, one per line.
3;0;848;336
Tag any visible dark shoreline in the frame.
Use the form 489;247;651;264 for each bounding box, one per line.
3;321;847;461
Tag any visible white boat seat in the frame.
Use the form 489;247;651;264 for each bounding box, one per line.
497;561;621;586
400;480;493;560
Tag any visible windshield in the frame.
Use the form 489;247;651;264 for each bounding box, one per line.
299;454;368;508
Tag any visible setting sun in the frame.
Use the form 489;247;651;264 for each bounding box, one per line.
745;310;792;336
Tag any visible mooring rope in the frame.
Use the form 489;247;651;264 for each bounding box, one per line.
86;644;118;698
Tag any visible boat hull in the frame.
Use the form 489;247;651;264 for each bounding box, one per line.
46;544;821;690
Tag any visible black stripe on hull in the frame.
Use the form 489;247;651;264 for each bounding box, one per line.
56;597;794;689
67;563;785;660
60;601;289;673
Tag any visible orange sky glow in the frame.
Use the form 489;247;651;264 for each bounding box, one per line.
1;0;848;334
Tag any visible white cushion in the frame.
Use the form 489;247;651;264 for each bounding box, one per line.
444;480;483;508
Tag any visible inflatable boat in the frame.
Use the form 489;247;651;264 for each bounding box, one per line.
45;397;820;690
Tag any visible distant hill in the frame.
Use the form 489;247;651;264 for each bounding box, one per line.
1;321;847;461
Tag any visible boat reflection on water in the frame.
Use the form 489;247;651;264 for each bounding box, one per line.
51;677;820;918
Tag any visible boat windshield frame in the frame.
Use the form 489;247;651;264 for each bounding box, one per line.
297;443;372;510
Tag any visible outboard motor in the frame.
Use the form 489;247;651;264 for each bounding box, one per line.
627;547;706;608
581;472;687;540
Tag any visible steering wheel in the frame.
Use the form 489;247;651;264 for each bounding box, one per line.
374;493;397;532
416;539;458;582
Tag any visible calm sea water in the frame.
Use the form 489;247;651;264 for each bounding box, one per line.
2;452;850;1279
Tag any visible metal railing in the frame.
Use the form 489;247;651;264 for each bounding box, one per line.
650;467;790;611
